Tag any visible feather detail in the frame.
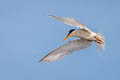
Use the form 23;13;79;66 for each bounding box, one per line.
96;32;105;56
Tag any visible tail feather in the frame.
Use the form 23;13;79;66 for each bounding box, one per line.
96;32;105;56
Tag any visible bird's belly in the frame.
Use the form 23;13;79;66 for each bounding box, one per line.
72;34;89;39
71;29;93;40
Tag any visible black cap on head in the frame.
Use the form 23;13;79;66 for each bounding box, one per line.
68;29;76;35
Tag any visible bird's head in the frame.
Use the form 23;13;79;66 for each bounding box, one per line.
63;29;76;41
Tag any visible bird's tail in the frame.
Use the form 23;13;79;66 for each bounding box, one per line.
95;32;105;56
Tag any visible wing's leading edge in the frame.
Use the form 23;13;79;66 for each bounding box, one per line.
40;39;91;62
49;15;92;33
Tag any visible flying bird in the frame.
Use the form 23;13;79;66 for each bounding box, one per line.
40;15;105;62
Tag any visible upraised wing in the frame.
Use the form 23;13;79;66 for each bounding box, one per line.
49;15;92;33
40;39;91;62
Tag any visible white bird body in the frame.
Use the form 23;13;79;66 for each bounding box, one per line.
40;15;105;62
71;29;97;41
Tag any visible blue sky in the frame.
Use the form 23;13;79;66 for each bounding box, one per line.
0;0;120;80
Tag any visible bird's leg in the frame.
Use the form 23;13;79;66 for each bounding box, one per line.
94;36;103;44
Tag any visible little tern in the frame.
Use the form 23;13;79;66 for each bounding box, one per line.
40;15;105;62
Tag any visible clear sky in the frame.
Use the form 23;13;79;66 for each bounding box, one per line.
0;0;120;80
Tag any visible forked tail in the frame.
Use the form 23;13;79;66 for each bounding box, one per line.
95;32;105;56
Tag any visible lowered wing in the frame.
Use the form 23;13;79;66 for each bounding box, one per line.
40;38;91;62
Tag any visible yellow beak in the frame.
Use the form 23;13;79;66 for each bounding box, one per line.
63;33;71;41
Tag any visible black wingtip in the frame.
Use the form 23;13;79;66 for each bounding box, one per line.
38;58;43;63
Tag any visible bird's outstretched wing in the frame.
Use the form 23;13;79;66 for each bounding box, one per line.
40;39;91;62
49;15;92;33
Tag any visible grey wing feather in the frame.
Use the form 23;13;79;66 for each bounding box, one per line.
40;39;91;62
49;15;92;33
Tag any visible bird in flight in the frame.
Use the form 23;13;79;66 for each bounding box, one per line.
40;15;105;62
